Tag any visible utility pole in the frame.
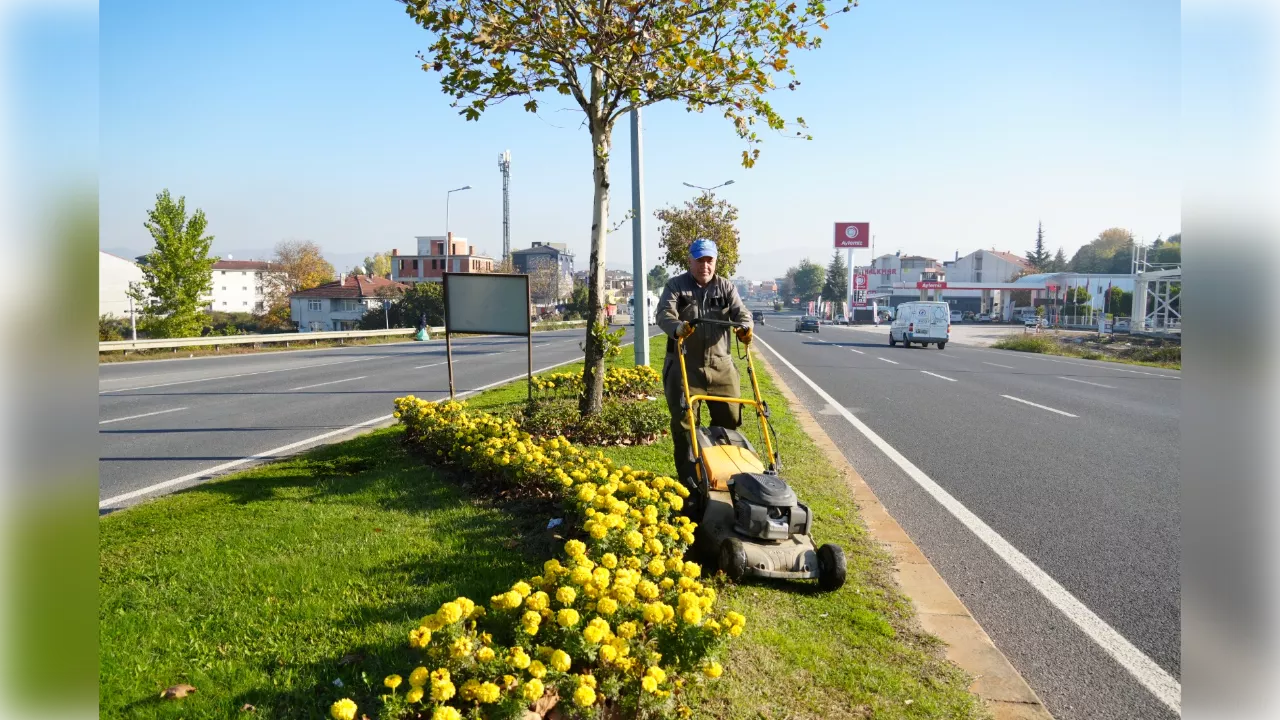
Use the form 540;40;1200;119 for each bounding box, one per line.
630;108;649;367
128;294;137;341
498;150;512;264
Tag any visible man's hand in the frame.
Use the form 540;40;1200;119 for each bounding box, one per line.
677;322;696;339
735;326;753;345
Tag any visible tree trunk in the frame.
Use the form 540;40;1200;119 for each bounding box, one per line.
579;117;612;417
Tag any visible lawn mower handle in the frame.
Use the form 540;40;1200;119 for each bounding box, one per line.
688;317;748;329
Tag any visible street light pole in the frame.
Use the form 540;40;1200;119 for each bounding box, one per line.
681;180;734;195
445;185;472;275
631;107;649;367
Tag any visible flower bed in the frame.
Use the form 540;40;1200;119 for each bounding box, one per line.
531;366;661;401
337;397;742;720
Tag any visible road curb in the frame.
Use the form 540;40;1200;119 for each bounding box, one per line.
753;347;1054;720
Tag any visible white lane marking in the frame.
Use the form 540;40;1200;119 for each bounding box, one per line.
98;353;593;511
99;407;188;425
920;371;957;382
414;362;446;369
876;357;899;365
1058;376;1116;390
982;361;1014;369
980;349;1179;379
1001;394;1079;418
849;348;865;355
99;356;386;394
289;376;368;391
755;337;1179;713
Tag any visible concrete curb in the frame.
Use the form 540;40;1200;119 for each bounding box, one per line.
753;348;1054;720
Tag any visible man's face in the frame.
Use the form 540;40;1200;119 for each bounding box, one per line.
689;254;716;285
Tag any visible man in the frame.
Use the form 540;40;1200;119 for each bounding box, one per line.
655;239;752;490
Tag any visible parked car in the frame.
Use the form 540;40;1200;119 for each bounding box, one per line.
976;313;992;323
950;311;963;322
962;311;975;321
888;301;950;349
795;315;821;333
1113;318;1131;332
1023;316;1048;328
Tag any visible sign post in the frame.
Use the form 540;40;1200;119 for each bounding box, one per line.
443;272;534;400
835;222;870;322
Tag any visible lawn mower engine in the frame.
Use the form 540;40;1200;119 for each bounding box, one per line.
729;473;811;541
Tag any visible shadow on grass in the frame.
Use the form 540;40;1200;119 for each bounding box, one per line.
100;429;568;719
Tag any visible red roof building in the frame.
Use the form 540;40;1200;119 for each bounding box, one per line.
289;273;408;332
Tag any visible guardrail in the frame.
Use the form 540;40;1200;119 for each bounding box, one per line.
100;320;589;353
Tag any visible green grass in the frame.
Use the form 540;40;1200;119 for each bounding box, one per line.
100;333;984;720
468;337;985;719
992;333;1181;369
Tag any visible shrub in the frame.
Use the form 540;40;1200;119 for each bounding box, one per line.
532;366;661;402
990;335;1057;354
521;398;668;446
369;398;740;720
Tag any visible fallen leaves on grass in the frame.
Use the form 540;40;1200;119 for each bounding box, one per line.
160;683;196;699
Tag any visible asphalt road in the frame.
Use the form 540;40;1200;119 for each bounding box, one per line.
753;311;1180;720
98;329;606;511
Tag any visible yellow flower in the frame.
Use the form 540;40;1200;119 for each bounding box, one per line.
384;674;402;691
449;636;473;657
405;686;424;703
703;661;724;678
565;539;587;557
477;646;496;662
437;601;463;624
596;597;618;615
682;605;702;625
557;608;580;627
409;666;429;688
431;707;461;720
641;676;658;693
642;603;665;623
408;626;432;649
617;621;637;639
329;698;357;720
556;586;577;605
602;553;618;569
647;559;666;577
551;649;572;672
513;581;532;598
476;681;501;703
509;647;531;669
589;524;608;539
526;591;550;611
528;660;547;678
573;684;597;707
624;531;644;549
599;644;618;662
459;679;480;700
637;580;659;600
569;566;593;586
646;666;667;683
683;561;701;578
523;678;545;702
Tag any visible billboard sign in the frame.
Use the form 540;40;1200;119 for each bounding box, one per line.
853;273;868;290
916;280;948;290
834;222;870;248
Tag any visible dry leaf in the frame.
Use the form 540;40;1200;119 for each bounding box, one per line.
338;652;365;665
160;683;197;699
240;703;256;712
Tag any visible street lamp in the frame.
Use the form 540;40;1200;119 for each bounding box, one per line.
445;184;472;274
682;180;734;194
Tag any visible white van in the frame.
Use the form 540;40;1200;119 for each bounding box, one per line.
889;302;950;349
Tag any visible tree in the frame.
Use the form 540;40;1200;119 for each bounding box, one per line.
565;281;591;320
1069;227;1134;273
363;252;393;278
655;192;742;277
820;251;848;317
1048;247;1067;273
360;282;444;329
402;0;856;416
647;264;669;291
1026;221;1050;270
265;239;334;309
529;260;565;305
128;189;218;338
777;267;797;303
791;259;825;302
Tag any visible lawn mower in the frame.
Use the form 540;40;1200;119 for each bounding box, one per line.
676;318;846;591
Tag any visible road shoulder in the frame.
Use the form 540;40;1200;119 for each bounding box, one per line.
754;345;1054;720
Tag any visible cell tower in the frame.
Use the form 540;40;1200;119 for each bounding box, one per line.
498;150;512;263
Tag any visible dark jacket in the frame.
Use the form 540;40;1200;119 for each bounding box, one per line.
655;272;752;372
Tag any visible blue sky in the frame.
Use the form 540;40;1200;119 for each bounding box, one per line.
99;0;1180;279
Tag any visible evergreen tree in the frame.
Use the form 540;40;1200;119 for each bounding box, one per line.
129;189;217;338
1026;221;1051;270
821;251;849;316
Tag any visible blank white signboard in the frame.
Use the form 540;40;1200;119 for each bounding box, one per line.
444;274;530;335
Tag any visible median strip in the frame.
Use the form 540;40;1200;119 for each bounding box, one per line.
1001;394;1079;418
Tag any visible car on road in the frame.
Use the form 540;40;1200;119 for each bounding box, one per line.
950;311;963;322
1023;316;1048;328
795;315;821;333
888;301;950;349
752;310;765;324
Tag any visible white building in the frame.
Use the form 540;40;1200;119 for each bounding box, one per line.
948;249;1030;284
99;250;145;318
207;260;283;314
289;273;407;332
